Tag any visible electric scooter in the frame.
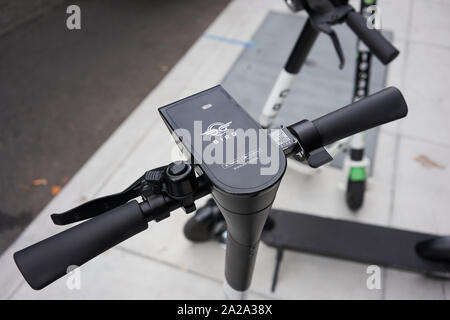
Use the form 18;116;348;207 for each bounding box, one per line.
13;85;420;299
260;0;397;212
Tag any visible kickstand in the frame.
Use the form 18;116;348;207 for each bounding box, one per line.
271;247;284;292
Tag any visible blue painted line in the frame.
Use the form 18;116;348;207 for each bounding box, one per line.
203;34;254;48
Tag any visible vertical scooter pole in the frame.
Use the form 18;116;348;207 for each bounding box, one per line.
259;19;319;128
215;184;283;299
345;0;376;210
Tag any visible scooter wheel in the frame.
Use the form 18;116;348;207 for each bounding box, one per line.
183;199;225;242
416;236;450;263
184;216;215;242
346;180;365;211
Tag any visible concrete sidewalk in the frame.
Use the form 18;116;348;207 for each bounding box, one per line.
1;0;450;299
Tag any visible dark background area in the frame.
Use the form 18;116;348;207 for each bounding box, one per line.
0;0;229;254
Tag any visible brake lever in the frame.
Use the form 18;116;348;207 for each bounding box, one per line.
307;4;354;69
50;166;168;225
313;21;345;69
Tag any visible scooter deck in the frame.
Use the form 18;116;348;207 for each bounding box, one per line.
262;209;450;277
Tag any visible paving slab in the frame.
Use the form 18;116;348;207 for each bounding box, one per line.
400;44;450;146
410;0;450;48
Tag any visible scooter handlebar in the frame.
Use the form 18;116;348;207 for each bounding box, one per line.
14;200;148;290
346;10;399;65
312;86;408;146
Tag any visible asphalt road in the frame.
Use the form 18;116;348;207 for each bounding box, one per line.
0;0;229;254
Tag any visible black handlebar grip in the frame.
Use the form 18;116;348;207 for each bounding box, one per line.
346;11;399;65
14;200;148;290
312;87;407;146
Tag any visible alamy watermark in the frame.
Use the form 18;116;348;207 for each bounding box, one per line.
66;265;81;290
66;5;81;30
366;5;382;30
169;121;284;176
366;265;381;290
